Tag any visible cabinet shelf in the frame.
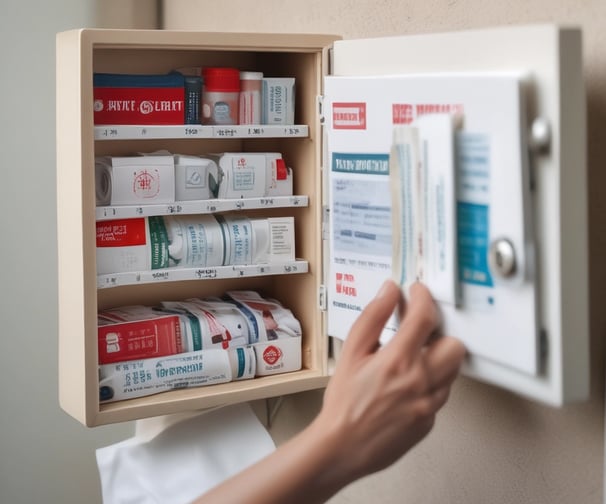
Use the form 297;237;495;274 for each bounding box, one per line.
94;124;309;141
97;259;309;289
96;195;309;221
97;367;329;424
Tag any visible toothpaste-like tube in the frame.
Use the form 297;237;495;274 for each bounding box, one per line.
98;346;255;402
218;215;296;265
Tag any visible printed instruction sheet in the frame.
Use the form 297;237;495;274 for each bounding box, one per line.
324;73;540;375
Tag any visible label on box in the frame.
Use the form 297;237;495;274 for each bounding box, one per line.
268;217;295;260
96;217;173;274
96;155;176;206
252;337;301;376
262;78;295;125
98;314;183;364
221;154;267;198
96;218;147;248
93;87;185;125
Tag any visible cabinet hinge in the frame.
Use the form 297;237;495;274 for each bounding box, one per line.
318;284;327;311
317;95;325;124
322;205;330;240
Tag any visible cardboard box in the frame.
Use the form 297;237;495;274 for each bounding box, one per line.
93;73;185;125
262;78;295;125
98;310;184;364
95;155;175;206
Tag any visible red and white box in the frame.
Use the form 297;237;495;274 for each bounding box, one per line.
95;155;175;206
98;307;184;364
252;337;301;376
93;87;185;125
93;72;186;125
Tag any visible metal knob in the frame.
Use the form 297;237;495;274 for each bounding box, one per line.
489;238;517;278
529;117;551;153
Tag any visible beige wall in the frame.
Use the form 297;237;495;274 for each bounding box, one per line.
0;2;159;503
162;1;606;503
95;0;159;29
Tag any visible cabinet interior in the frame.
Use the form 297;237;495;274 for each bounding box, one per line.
57;30;338;426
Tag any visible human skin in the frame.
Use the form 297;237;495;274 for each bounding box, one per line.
193;279;466;504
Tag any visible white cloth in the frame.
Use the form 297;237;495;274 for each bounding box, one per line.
96;402;276;504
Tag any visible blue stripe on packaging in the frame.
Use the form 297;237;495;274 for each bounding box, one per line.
93;72;185;88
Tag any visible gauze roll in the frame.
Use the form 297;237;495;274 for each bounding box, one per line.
95;161;113;206
94;155;175;206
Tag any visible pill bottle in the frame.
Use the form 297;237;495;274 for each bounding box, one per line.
202;67;240;125
239;71;263;124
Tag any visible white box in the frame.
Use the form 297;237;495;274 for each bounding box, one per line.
253;337;302;376
95;155;175;206
174;155;219;201
211;153;267;199
262;78;295;125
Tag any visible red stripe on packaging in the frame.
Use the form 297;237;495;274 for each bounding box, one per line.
98;315;184;364
96;218;147;248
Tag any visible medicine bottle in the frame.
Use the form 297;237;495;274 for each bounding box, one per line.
201;67;240;125
239;71;263;124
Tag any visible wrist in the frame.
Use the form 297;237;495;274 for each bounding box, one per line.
295;412;360;495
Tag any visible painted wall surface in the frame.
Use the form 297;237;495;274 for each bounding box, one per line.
1;1;603;503
0;2;156;503
161;2;606;503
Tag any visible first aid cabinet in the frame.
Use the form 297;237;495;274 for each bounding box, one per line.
56;25;588;427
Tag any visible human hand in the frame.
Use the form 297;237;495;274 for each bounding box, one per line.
310;279;466;483
194;280;465;504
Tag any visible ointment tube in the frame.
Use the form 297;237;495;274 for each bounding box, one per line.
98;346;255;403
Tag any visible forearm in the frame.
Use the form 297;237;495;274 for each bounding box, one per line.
193;417;352;504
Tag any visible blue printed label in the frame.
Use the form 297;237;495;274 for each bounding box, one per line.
332;152;389;175
236;347;245;378
456;133;493;288
457;202;493;287
331;153;392;259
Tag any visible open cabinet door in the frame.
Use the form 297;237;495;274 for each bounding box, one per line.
323;24;588;406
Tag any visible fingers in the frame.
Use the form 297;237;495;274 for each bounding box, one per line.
387;282;441;361
419;382;452;418
423;336;466;390
341;279;403;359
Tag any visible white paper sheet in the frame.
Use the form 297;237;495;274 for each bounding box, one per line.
324;73;539;376
390;114;458;306
96;403;276;504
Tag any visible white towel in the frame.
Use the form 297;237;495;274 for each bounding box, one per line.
96;402;276;504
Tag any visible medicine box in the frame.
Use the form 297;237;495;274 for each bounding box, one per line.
98;311;184;364
262;78;295;125
95;155;175;206
93;73;186;125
